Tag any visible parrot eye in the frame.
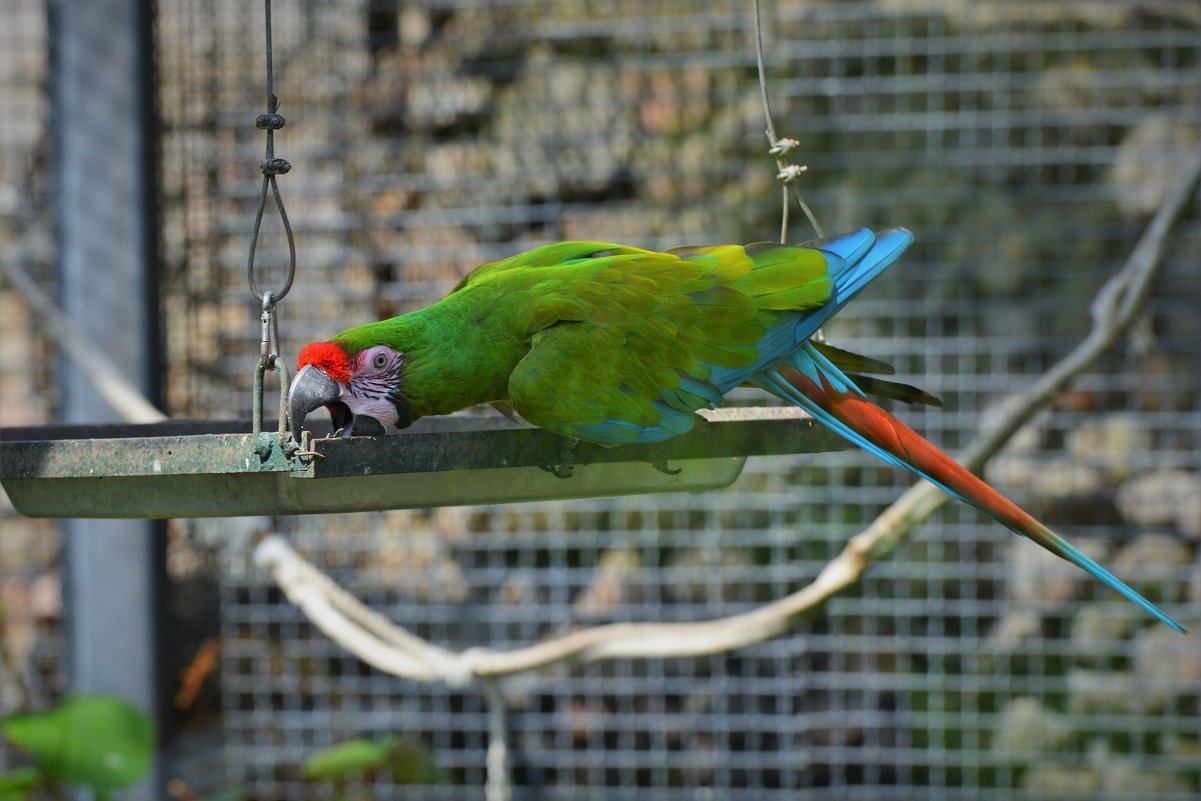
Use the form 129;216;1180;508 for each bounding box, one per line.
372;353;388;370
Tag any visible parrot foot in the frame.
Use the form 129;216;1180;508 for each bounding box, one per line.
293;428;340;459
650;457;682;476
539;437;579;479
290;431;326;460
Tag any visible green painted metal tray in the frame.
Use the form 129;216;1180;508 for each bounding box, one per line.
0;408;848;518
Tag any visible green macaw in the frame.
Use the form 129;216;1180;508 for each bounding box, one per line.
288;228;1183;632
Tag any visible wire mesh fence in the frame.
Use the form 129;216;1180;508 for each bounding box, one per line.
3;0;1197;798
161;1;1201;798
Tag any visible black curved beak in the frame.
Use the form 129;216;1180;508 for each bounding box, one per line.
288;363;343;440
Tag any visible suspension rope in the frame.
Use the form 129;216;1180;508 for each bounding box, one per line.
752;0;823;243
247;0;297;440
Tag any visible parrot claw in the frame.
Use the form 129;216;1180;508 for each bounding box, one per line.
539;437;579;479
540;462;574;479
291;427;342;459
650;457;682;476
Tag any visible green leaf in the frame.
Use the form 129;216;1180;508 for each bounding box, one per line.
303;735;443;785
1;695;155;794
0;765;42;801
384;738;444;785
302;736;400;781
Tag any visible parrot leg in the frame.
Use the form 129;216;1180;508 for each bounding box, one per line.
650;457;682;476
539;437;580;479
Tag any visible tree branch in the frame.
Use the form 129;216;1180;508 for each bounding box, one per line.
0;247;166;424
483;681;512;801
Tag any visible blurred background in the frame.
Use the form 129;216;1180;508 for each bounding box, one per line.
1;0;1199;799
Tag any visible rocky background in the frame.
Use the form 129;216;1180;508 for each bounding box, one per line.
3;0;1201;798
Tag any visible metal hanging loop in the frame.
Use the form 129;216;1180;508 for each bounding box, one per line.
246;0;296;304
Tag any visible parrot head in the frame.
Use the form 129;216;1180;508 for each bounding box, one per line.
288;340;412;439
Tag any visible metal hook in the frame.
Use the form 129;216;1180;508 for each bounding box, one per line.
252;291;291;445
259;291;275;362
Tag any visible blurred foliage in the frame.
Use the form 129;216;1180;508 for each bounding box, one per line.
0;695;155;801
303;734;444;788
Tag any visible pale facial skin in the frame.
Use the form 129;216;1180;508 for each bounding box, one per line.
339;344;406;428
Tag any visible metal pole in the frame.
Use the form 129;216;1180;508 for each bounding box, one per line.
51;0;162;798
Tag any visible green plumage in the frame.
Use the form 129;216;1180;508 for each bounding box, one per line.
329;240;860;442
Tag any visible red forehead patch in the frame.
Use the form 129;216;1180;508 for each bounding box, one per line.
297;341;352;383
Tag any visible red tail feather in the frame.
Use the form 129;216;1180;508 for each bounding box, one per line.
778;365;1043;537
775;363;1185;633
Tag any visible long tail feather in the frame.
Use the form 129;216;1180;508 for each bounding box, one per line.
756;346;1185;634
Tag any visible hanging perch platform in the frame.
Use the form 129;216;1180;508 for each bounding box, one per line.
0;407;848;519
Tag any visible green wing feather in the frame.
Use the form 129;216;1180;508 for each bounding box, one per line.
504;242;834;442
451;242;655;293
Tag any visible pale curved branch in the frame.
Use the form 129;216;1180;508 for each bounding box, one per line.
253;138;1201;684
1;248;166;424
